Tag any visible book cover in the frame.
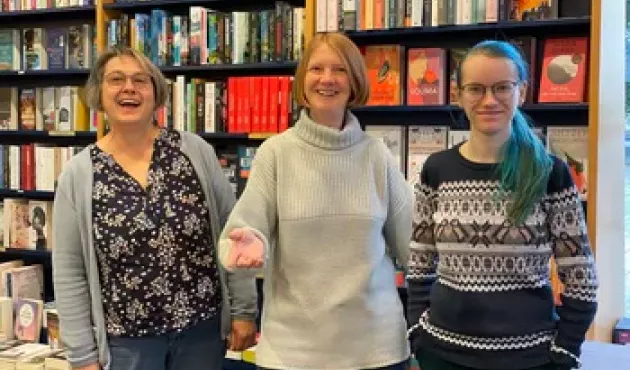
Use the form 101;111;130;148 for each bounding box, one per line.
407;48;447;105
448;48;469;105
546;126;588;201
28;201;52;251
509;0;558;21
365;45;403;106
13;298;43;342
538;37;588;103
0;29;18;71
407;126;448;184
365;125;405;173
19;88;36;131
46;28;66;70
67;26;87;69
510;36;537;103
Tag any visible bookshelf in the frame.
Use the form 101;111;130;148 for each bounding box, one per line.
0;6;95;25
353;103;589;126
0;190;55;201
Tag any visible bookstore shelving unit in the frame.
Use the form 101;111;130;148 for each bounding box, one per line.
0;5;99;311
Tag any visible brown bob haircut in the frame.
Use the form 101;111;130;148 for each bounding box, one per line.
293;32;370;108
84;47;169;111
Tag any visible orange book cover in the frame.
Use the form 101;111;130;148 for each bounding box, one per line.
509;0;558;21
407;48;446;106
538;37;588;103
365;45;402;106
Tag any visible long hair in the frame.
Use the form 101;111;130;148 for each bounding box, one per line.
457;40;553;224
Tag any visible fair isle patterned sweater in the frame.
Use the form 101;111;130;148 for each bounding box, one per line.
408;144;598;370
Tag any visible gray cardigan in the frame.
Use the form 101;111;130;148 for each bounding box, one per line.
52;131;257;369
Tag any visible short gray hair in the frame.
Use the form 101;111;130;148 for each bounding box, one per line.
84;47;168;111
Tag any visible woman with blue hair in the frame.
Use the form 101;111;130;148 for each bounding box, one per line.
407;40;598;370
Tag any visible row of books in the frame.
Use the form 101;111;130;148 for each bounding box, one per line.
0;0;92;12
0;145;82;194
107;1;305;66
367;125;588;200
318;0;582;32
0;87;94;133
0;26;96;72
362;36;588;107
156;75;296;135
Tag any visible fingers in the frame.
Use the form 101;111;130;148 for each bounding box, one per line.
228;228;243;241
235;254;264;268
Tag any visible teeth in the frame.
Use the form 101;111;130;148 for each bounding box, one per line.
118;99;140;105
317;90;337;97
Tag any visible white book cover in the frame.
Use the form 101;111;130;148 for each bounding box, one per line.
407;126;448;184
546;126;588;201
365;125;405;174
448;130;470;148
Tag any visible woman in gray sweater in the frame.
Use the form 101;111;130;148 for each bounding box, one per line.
52;47;257;370
218;33;413;370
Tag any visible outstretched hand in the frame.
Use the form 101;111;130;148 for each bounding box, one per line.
226;228;264;269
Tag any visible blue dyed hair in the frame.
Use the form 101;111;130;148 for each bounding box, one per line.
456;40;553;225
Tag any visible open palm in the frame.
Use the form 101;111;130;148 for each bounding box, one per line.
226;228;264;268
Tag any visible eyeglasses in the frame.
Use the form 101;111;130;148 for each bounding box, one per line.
459;81;519;103
104;72;152;90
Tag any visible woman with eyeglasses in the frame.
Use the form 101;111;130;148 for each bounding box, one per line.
407;40;598;370
52;47;257;370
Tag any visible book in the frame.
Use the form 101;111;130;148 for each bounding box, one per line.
538;37;588;103
365;45;403;106
14;298;43;342
406;48;447;106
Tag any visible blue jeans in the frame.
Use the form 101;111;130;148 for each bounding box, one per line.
108;316;225;370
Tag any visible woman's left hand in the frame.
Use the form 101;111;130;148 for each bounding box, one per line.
228;319;257;351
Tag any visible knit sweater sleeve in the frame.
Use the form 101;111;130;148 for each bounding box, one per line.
218;140;278;274
546;158;598;369
407;159;439;331
381;143;413;271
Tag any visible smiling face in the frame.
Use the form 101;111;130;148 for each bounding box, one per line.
303;43;351;122
458;54;527;137
100;55;155;127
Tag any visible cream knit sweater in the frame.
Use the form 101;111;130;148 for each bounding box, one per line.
219;110;412;370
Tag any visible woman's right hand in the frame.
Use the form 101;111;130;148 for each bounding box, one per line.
226;228;264;269
74;363;100;370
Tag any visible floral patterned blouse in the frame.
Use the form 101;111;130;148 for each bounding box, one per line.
91;129;222;337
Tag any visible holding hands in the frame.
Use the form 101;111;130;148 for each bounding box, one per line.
226;228;264;269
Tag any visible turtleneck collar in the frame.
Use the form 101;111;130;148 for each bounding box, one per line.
292;109;365;150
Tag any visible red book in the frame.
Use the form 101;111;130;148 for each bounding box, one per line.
268;77;279;132
227;77;237;133
538;37;588;103
406;48;446;106
279;76;290;132
251;77;262;133
242;77;251;133
20;144;34;191
261;77;270;132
